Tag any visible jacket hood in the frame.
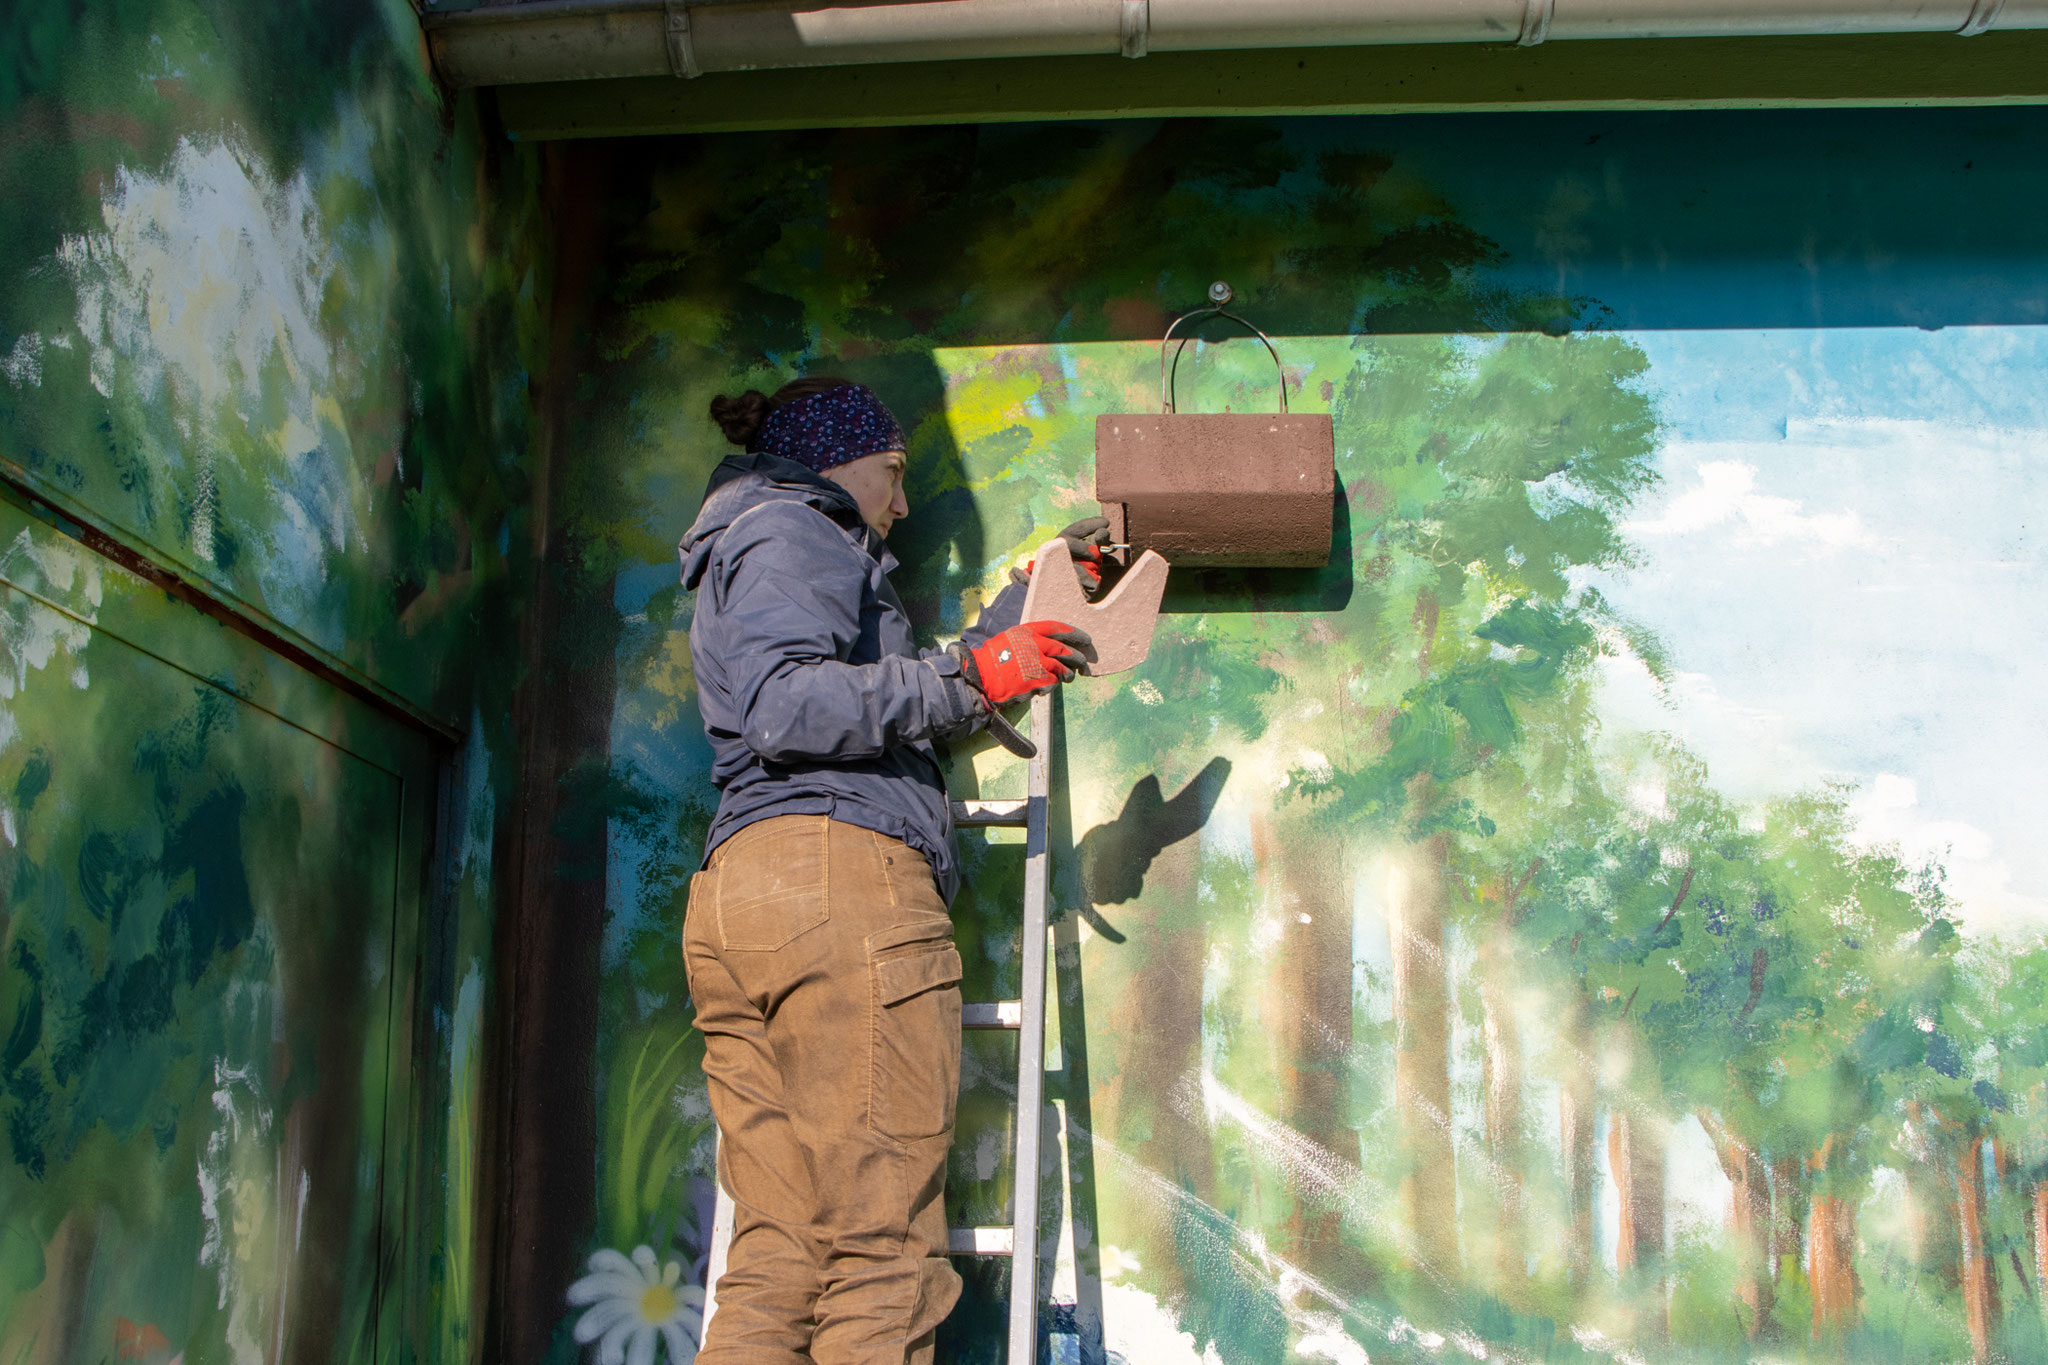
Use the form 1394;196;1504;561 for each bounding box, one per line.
679;451;866;591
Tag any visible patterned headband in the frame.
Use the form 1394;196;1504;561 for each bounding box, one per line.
754;384;907;473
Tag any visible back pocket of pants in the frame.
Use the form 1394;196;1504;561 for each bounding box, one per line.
718;819;830;951
869;921;963;1142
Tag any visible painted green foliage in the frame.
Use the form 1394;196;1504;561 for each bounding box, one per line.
4;6;2046;1361
577;118;2048;1365
0;502;413;1363
0;0;546;722
1;2;547;1362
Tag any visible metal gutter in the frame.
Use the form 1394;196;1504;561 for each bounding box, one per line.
423;0;2048;88
491;31;2048;138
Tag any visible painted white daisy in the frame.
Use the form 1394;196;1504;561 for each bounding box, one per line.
567;1245;704;1365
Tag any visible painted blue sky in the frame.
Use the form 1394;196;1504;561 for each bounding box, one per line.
1592;324;2048;939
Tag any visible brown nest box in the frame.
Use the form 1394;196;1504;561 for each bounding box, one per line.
1095;288;1335;568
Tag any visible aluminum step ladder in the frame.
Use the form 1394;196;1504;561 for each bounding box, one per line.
701;690;1056;1362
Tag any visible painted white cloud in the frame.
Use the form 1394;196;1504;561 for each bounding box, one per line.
1594;380;2048;940
1594;654;1831;803
1847;773;2044;939
1625;457;1874;552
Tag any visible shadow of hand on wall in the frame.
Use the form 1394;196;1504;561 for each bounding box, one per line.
1074;756;1231;942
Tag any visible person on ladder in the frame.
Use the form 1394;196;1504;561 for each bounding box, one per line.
678;376;1108;1364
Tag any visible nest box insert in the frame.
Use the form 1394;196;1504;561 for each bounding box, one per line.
1095;283;1335;568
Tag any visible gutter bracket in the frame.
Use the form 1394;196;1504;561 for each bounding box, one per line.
1957;0;2004;35
1518;0;1555;46
1120;0;1150;59
665;0;702;77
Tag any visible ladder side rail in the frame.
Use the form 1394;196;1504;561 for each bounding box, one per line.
1007;690;1054;1363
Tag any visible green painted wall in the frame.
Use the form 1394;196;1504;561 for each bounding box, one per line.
1;0;545;723
563;113;2048;1364
0;2;548;1361
6;10;2048;1364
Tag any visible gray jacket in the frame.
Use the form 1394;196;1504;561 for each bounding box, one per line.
679;451;1024;904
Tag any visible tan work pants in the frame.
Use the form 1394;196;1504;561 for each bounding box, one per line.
684;814;965;1364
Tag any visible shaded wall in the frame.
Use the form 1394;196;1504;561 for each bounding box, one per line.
555;110;2048;1365
0;1;553;1360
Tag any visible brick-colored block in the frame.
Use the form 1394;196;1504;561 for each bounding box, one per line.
1020;538;1170;677
1094;412;1335;567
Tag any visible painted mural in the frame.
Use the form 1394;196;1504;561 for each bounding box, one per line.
6;7;2047;1361
1;1;546;1361
573;112;2048;1365
0;497;420;1364
0;0;546;722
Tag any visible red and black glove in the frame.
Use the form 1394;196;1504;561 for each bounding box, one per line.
1010;516;1113;595
959;621;1093;706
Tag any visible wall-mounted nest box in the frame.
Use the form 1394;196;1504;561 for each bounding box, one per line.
1095;284;1335;568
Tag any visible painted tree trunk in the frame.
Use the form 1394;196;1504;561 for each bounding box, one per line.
1387;833;1459;1281
1771;1156;1807;1289
1806;1135;1863;1338
1559;995;1598;1292
1101;830;1215;1302
1911;1172;1963;1292
1956;1132;1997;1364
1705;1114;1775;1339
482;144;621;1365
21;1212;97;1365
1478;919;1527;1303
1610;1118;1640;1273
2034;1182;2048;1331
1608;1110;1666;1272
1808;1194;1861;1337
1608;1105;1668;1336
1256;814;1371;1292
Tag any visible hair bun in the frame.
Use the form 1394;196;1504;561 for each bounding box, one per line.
708;390;772;448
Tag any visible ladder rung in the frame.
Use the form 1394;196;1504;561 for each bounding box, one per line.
952;799;1028;828
962;1000;1022;1030
948;1226;1014;1257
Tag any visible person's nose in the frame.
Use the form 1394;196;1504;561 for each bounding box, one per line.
891;486;909;521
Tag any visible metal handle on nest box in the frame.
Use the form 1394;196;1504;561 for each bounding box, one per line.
1159;281;1289;416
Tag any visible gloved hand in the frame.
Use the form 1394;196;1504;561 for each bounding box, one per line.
957;621;1093;706
1010;516;1114;595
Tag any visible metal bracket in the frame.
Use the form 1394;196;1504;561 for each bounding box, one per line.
1958;0;2004;35
1518;0;1554;47
1159;290;1289;416
1120;0;1150;59
665;0;702;78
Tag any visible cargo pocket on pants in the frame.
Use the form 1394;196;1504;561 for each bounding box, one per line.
868;920;963;1142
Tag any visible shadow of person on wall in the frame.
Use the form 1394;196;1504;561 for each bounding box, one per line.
1074;756;1233;942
